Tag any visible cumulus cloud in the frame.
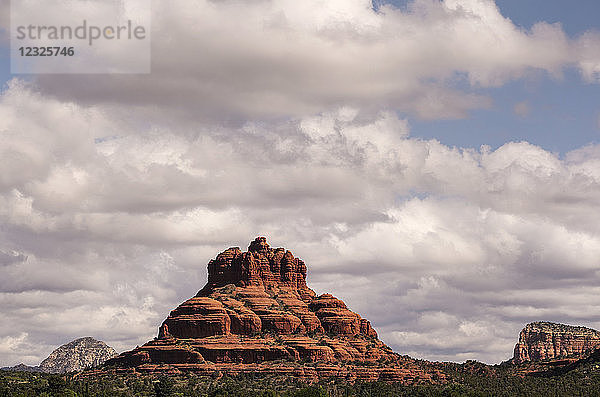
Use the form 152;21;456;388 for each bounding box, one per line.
2;0;600;366
2;79;600;365
27;0;600;121
313;196;600;362
0;333;28;354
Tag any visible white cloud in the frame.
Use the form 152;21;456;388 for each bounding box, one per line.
0;333;28;354
27;0;600;121
575;31;600;83
2;0;600;367
2;80;600;365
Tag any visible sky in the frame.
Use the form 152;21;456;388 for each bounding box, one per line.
0;0;600;366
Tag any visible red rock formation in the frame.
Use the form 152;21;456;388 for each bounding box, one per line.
199;237;311;295
105;237;446;384
512;322;600;364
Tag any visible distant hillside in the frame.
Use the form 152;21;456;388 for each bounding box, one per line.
39;337;117;373
1;363;41;372
2;337;117;374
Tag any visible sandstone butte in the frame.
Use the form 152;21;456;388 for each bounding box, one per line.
102;237;447;384
512;321;600;365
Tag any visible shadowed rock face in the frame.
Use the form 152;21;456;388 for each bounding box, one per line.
105;237;446;384
513;322;600;364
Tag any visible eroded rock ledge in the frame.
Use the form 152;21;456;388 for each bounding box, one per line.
513;322;600;364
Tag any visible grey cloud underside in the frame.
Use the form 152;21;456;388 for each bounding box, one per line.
0;251;27;266
2;0;600;366
3;83;600;365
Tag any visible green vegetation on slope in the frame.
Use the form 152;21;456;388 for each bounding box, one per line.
3;358;600;397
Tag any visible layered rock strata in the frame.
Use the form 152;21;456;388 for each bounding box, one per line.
513;322;600;364
106;237;446;384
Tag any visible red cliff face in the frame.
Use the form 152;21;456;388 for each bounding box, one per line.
105;237;446;384
512;322;600;364
197;237;312;299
